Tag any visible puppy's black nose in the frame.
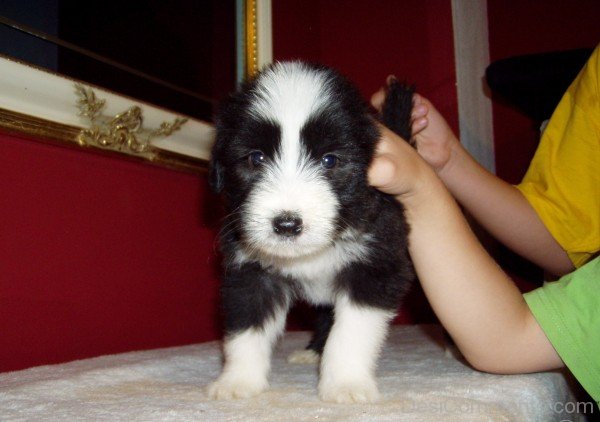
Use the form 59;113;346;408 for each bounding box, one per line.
272;212;303;237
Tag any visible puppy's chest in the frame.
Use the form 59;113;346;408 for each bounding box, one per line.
274;235;373;304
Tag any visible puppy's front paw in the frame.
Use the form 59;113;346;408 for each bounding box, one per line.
207;374;268;400
318;378;379;403
287;349;320;364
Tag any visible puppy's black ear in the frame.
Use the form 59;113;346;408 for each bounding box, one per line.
209;95;241;193
209;80;254;193
208;147;225;193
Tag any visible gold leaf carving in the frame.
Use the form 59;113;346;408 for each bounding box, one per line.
74;84;188;158
75;84;105;121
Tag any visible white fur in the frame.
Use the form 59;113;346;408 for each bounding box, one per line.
241;161;338;258
319;295;395;403
207;308;287;399
277;230;372;304
241;63;340;259
249;62;333;126
234;229;372;305
287;349;320;365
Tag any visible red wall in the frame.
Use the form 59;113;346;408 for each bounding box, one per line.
0;132;222;371
487;0;600;183
272;0;458;133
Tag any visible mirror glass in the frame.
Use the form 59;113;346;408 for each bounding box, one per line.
0;0;237;121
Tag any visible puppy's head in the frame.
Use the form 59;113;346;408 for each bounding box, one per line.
210;62;378;259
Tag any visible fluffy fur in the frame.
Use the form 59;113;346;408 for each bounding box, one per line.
208;62;415;403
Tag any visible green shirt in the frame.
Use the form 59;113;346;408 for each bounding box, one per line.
524;256;600;404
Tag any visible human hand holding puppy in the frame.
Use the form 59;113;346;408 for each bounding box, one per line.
372;82;457;174
372;80;573;277
369;78;458;205
368;121;452;210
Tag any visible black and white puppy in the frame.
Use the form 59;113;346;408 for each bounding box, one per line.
208;62;415;403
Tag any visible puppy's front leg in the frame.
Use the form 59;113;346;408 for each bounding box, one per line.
208;317;285;399
208;266;290;399
318;295;394;403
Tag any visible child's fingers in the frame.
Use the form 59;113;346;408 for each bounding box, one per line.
411;116;428;135
371;75;398;111
411;94;428;120
412;93;423;107
410;93;429;137
411;104;427;120
370;87;385;111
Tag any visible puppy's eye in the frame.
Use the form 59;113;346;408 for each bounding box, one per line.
321;154;338;169
248;151;266;168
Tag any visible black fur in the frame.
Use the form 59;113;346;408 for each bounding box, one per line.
306;305;334;355
381;78;415;144
220;262;293;333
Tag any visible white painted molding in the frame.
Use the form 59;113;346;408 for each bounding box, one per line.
0;55;214;161
256;0;273;69
451;0;496;173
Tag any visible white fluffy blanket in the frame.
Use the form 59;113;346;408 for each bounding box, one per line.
0;325;580;421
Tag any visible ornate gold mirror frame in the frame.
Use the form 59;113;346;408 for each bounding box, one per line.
0;0;272;173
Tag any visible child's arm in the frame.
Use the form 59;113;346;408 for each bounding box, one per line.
372;88;574;276
436;143;574;277
370;124;563;373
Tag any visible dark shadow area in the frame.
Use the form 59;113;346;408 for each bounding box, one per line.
0;0;237;121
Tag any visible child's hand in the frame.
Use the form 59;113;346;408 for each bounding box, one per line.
368;123;438;200
410;94;457;173
371;80;459;174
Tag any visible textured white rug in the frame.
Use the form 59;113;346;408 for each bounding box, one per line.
0;325;580;421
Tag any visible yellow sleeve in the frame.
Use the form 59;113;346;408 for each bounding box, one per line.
516;45;600;268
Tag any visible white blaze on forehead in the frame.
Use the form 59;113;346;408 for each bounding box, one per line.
249;62;333;130
249;62;333;173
